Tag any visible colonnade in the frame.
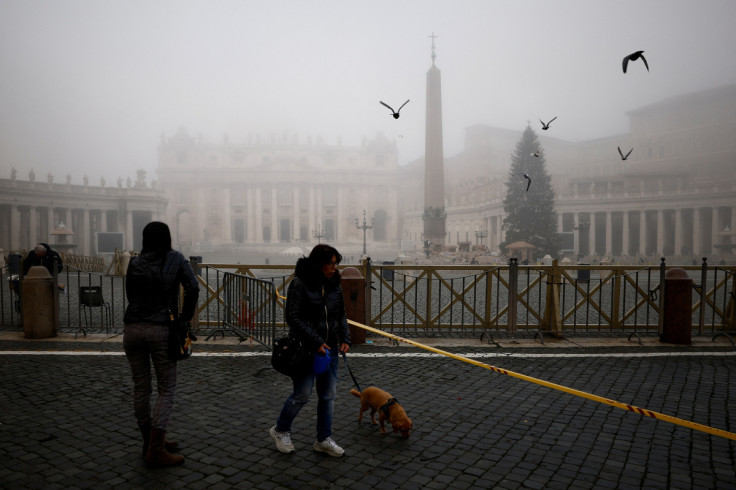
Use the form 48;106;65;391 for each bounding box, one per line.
0;203;157;255
0;179;167;256
561;205;736;258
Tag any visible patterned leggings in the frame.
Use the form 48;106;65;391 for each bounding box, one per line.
123;323;177;430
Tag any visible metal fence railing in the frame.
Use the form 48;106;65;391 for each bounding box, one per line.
2;258;734;343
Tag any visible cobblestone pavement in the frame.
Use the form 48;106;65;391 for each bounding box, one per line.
1;332;735;489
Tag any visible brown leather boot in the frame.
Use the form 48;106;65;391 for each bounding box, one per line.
145;428;184;467
139;423;180;458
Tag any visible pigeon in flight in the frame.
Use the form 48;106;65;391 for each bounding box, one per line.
622;51;649;73
618;146;633;160
520;172;532;192
380;100;410;119
531;151;541;158
540;117;557;130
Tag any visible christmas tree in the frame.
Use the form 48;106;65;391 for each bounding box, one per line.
500;125;561;257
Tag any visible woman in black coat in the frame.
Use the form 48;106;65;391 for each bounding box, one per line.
123;221;199;467
269;244;351;457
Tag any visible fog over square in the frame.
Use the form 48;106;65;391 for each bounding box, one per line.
2;0;736;183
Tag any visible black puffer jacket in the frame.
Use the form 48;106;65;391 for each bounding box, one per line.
285;257;351;352
123;250;199;325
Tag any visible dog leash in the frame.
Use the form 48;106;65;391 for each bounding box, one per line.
341;352;362;393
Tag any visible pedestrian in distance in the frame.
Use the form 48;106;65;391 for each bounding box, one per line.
270;243;352;457
123;221;199;467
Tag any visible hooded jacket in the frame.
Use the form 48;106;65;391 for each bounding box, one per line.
123;250;199;325
285;256;351;352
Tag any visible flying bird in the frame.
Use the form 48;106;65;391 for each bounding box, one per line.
531;151;541;158
622;51;649;73
540;117;557;130
520;172;532;192
618;146;633;160
380;99;410;119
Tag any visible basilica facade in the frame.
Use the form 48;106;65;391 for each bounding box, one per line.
156;130;401;255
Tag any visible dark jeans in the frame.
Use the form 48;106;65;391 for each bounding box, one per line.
276;350;339;441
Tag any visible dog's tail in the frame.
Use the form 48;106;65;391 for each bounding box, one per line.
350;388;362;398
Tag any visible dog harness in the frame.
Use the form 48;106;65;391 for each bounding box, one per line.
380;398;399;419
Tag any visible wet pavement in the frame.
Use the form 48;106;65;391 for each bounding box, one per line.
1;330;735;489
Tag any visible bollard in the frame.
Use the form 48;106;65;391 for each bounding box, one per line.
340;267;366;344
660;268;693;345
21;266;59;338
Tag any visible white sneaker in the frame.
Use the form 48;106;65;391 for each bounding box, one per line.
269;426;295;454
313;437;344;457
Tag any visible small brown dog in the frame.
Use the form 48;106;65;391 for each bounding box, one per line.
350;387;412;438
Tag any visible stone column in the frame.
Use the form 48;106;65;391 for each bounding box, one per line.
246;187;254;243
693;208;701;256
29;206;37;247
308;186;315;237
65;209;72;231
336;187;343;241
622;211;630;256
573;212;580;256
605;211;612;257
80;209;89;256
126;211;134;250
223;187;232;243
292;187;299;242
47;207;55;240
674;209;682;256
711;206;719;256
656;209;664;256
255;187;263;242
639;210;646;255
197;188;206;243
316;187;323;235
10;204;20;250
589;213;596;256
499;213;506;245
271;188;278;242
100;209;108;233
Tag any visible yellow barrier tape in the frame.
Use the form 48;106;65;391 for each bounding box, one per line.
349;320;736;441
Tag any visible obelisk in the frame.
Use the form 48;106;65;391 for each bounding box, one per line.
423;33;446;248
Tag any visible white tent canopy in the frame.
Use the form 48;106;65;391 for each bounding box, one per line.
280;246;305;256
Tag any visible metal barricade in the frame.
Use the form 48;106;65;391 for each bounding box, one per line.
205;271;277;348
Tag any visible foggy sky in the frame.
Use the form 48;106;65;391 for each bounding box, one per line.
2;0;736;185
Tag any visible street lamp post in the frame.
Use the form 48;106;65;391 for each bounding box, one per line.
354;209;374;255
573;214;591;260
312;224;326;242
474;229;488;246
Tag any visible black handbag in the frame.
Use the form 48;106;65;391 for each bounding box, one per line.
167;310;196;361
271;334;313;377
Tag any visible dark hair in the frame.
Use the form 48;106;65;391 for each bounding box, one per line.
308;243;342;265
141;221;173;256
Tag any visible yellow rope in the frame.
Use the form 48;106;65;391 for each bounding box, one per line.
349;320;736;441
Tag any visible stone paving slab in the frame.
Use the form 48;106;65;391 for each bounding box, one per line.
0;336;735;489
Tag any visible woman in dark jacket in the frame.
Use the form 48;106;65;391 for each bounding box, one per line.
270;244;351;457
123;221;199;467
